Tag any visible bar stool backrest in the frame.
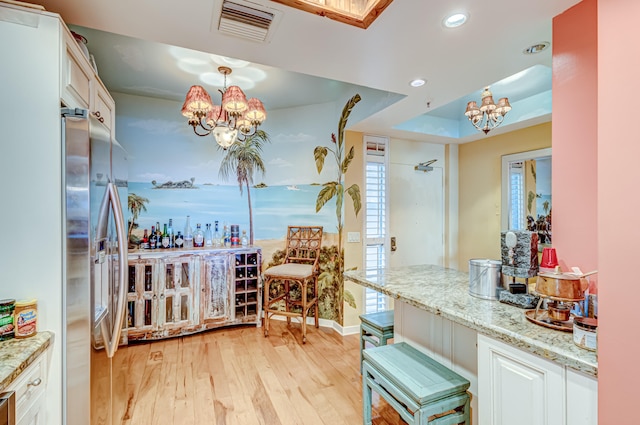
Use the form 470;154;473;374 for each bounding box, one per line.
282;226;323;270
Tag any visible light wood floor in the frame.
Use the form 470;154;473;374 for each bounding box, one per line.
92;320;404;425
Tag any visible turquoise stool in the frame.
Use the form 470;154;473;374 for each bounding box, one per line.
362;342;470;425
359;310;394;372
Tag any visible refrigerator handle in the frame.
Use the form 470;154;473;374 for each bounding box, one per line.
97;182;128;358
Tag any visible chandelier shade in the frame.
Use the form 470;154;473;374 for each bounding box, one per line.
464;86;511;134
181;66;266;148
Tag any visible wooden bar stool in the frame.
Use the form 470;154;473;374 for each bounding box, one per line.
359;310;394;371
263;226;323;344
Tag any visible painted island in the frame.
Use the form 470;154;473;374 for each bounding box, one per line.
345;264;598;425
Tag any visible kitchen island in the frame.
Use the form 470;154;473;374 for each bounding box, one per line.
345;265;598;425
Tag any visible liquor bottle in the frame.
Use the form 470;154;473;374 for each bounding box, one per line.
174;231;184;249
162;223;170;248
194;223;205;247
204;223;213;247
183;215;193;249
223;224;231;248
241;230;248;247
213;221;221;247
167;218;175;248
141;229;149;249
149;226;157;249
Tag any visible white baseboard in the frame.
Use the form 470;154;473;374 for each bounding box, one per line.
267;315;361;336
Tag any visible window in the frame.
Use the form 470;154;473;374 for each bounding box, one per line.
363;136;388;313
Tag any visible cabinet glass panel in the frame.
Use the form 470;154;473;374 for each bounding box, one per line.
247;253;258;265
235;254;245;266
247;304;257;316
165;295;174;323
128;265;136;293
181;262;190;288
144;265;153;292
144;299;152;325
127;300;135;328
166;264;174;289
181;295;189;321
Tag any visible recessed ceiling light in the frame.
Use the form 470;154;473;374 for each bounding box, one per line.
443;12;468;28
410;79;426;87
523;42;550;54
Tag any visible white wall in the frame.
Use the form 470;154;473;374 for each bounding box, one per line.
0;9;63;425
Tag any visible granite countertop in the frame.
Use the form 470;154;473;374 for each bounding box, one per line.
344;265;598;377
0;331;53;391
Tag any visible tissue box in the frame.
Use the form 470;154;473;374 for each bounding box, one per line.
501;231;539;278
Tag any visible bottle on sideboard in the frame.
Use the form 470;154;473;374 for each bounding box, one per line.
204;223;213;247
167;218;175;248
194;223;205;247
241;230;248;247
174;231;184;249
162;223;169;249
155;222;162;247
141;229;149;249
213;221;221;247
184;215;193;248
223;224;231;248
149;226;157;249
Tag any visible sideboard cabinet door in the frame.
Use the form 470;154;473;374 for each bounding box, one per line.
201;254;232;325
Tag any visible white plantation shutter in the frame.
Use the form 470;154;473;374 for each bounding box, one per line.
510;162;525;230
363;136;388;313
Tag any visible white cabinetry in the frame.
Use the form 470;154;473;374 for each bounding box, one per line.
478;334;564;425
5;350;49;425
478;334;597;425
61;26;115;132
61;31;92;109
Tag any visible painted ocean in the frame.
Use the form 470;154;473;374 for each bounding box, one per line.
126;182;338;240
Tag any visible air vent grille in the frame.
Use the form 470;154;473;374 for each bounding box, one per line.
219;0;275;42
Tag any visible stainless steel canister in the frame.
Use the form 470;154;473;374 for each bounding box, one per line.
468;259;502;300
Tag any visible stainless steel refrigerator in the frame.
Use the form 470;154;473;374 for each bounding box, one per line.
61;108;128;425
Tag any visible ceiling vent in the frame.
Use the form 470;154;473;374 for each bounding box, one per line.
217;0;282;43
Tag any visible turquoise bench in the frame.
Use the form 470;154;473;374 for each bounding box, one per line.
359;310;394;371
362;342;470;425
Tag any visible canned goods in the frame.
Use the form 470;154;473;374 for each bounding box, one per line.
14;299;37;339
0;299;16;341
230;224;240;247
573;316;597;351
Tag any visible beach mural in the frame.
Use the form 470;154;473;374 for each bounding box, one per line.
114;91;365;324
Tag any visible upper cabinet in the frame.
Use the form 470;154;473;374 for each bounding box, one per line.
61;26;115;132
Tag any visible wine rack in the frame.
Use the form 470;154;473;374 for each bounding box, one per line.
234;252;261;321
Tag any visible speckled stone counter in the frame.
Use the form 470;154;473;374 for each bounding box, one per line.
344;265;598;377
0;331;53;391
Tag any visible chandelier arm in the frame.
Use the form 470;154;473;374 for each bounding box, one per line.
192;124;212;137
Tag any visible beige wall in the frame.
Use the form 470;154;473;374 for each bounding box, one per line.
343;130;365;328
458;122;551;271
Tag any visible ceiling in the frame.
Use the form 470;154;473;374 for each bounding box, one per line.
30;0;581;144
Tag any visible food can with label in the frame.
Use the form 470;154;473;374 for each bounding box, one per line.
14;299;37;339
0;299;16;340
573;316;597;351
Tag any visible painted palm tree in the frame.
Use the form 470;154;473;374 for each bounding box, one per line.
219;130;270;245
127;193;149;242
314;93;362;322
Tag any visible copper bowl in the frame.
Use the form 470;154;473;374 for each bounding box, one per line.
548;302;571;321
536;273;588;300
